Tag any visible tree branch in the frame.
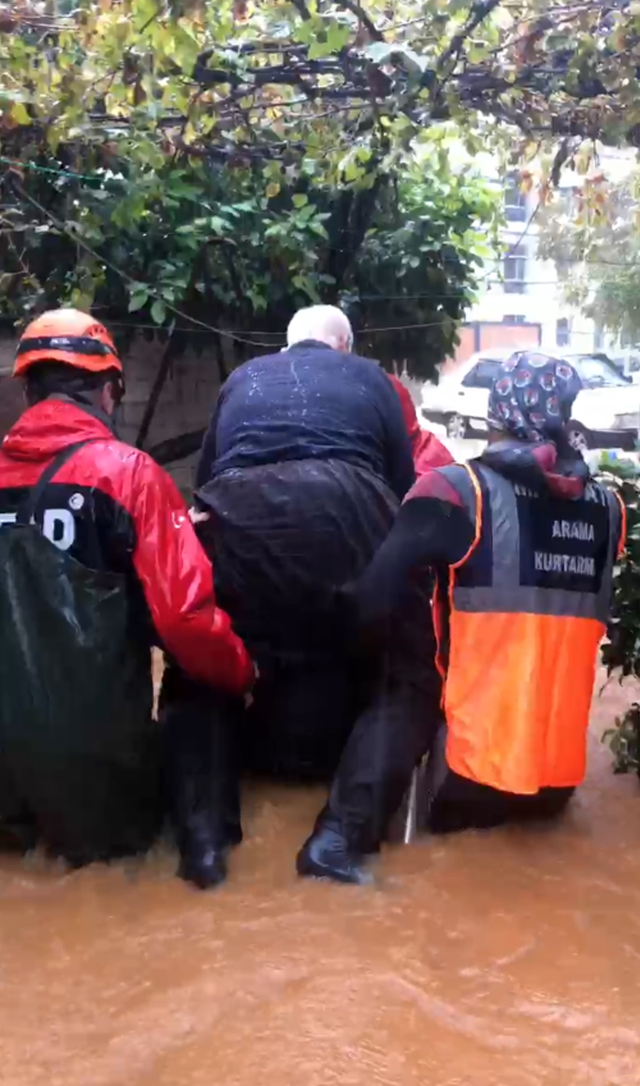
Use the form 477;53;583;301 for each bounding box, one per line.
147;428;206;465
438;0;503;74
136;331;179;450
289;0;311;19
336;1;384;42
7;3;636;161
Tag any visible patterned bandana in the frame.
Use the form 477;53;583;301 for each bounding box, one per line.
487;354;582;443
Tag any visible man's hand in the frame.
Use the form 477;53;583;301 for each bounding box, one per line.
189;507;211;525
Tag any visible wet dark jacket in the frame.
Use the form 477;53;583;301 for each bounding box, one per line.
196;340;415;501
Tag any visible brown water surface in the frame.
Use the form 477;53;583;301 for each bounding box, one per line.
1;679;640;1086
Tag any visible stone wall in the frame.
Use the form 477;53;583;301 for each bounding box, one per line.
0;333;223;494
116;335;222;493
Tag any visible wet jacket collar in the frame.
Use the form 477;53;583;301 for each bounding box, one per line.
2;397;114;463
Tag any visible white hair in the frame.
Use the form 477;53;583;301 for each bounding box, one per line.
286;305;354;352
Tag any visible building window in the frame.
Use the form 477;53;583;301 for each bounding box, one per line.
594;325;604;350
504;176;527;223
503;246;527;294
503;315;526;324
556;318;571;348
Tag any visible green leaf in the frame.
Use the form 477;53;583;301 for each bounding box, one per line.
10;101;31;126
308;221;328;238
325;22;351;54
171;26;200;77
308;37;330;61
128;286;150;312
292;193;309;209
151;299;167;325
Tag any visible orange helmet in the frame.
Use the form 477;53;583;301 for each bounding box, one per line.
13;308;122;378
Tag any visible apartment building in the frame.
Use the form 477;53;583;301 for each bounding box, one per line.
464;148;636;360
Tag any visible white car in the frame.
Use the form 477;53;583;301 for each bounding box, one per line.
421;349;514;428
421;350;639;451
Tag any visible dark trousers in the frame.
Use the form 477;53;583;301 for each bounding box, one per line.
159;665;243;850
245;645;440;848
422;724;575;834
157;589;442;856
158;657;439;856
327;675;439;852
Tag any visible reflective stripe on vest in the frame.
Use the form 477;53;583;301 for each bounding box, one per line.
437;462;621;795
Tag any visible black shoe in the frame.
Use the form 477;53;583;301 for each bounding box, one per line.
296;825;373;886
178;839;228;890
225;819;243;848
176;806;230;890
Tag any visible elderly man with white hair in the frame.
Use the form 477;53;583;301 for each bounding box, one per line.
193;305;439;884
285;304;354;351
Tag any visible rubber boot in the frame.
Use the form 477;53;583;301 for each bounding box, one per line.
296;811;373;886
176;809;229;890
160;667;242;891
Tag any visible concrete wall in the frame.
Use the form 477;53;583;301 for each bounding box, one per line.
0;333;223;494
116;336;222;492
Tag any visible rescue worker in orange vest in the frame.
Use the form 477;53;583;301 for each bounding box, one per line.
347;354;625;836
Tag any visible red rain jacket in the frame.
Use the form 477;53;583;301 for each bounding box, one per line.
387;374;453;475
0;399;253;694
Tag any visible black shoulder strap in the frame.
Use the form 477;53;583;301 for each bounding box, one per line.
17;440;97;526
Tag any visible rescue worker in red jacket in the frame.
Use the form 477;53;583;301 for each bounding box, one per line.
387;374;453;475
0;309;254;888
348;354;625;840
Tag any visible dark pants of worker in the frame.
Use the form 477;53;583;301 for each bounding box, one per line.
159;634;440;858
246;579;441;853
158;664;244;850
238;599;440;856
321;594;442;853
421;723;575;834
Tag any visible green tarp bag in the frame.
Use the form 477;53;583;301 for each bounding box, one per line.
0;440;161;862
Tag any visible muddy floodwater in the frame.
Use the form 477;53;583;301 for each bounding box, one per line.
1;679;640;1086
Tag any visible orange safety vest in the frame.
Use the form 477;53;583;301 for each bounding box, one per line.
432;462;625;795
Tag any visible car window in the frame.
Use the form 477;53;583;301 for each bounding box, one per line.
572;355;628;388
462;361;500;389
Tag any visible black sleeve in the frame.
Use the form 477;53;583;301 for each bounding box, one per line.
352;496;476;629
377;375;416;500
